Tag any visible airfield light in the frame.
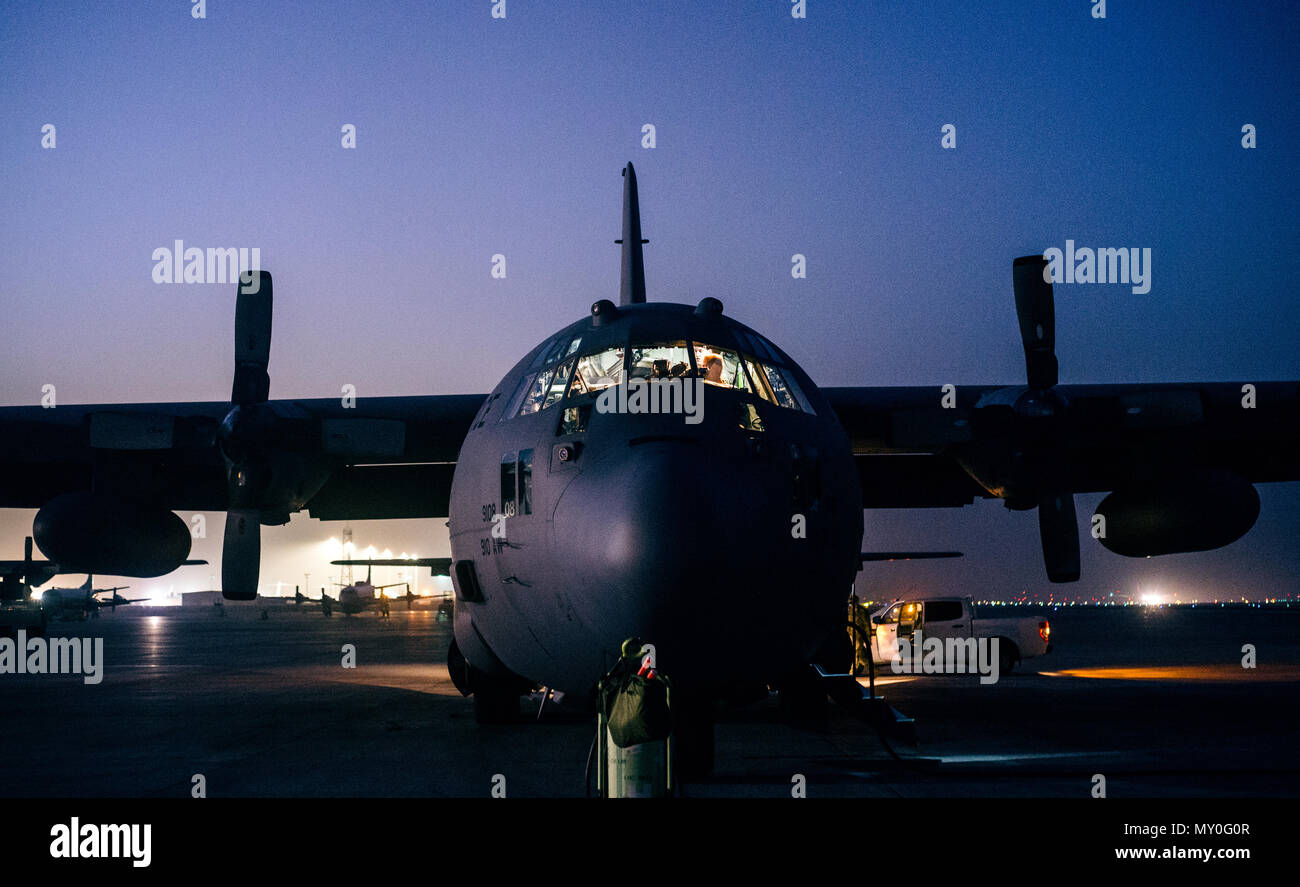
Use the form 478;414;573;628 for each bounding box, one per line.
31;589;44;601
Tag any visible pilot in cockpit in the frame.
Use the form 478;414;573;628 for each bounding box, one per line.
700;353;724;385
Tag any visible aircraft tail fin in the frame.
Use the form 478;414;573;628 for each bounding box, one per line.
617;162;647;305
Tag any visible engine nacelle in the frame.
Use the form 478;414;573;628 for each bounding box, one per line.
1094;471;1259;558
33;492;193;577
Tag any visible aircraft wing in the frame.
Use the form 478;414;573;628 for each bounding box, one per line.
0;269;486;600
331;558;454;576
860;551;962;562
92;596;152;607
823;255;1300;583
826;380;1300;505
827;377;1300;588
0;559;58;575
0;394;483;519
0;535;59;587
826;381;1299;584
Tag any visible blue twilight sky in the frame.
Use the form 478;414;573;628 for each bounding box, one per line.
1;1;1297;601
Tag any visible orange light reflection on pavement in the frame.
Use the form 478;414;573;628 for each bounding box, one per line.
1039;665;1298;682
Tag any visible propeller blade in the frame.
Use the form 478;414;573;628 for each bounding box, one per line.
1012;255;1058;390
1037;490;1080;583
231;270;273;405
222;509;261;600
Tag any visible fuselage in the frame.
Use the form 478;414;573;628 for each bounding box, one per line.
337;583;377;615
33;587;93;620
33;581;130;620
447;300;863;696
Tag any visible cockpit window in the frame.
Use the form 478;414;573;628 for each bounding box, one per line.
529;333;582;372
542;358;575;410
743;357;773;402
737;330;780;364
500;372;535;421
518;449;533;515
526;343;551;373
680;340;816;416
630;342;692;380
517;367;553;416
692;343;749;391
507;332;812;421
760;363;815;414
545;335;574;365
784;372;815;414
759;363;800;410
569;347;625;396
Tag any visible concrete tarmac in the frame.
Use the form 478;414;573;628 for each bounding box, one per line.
2;604;1297;797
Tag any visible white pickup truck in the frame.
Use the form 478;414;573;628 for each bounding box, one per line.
861;594;1051;673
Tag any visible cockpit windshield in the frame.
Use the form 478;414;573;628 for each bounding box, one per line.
693;341;813;414
569;346;625;397
629;342;692;380
542;358;575;410
516;368;550;416
692;344;746;390
504;327;815;422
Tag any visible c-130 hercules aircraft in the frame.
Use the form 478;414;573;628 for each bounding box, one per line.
1;163;1296;771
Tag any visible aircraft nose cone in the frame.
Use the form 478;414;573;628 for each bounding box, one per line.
551;439;813;684
555;441;717;605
